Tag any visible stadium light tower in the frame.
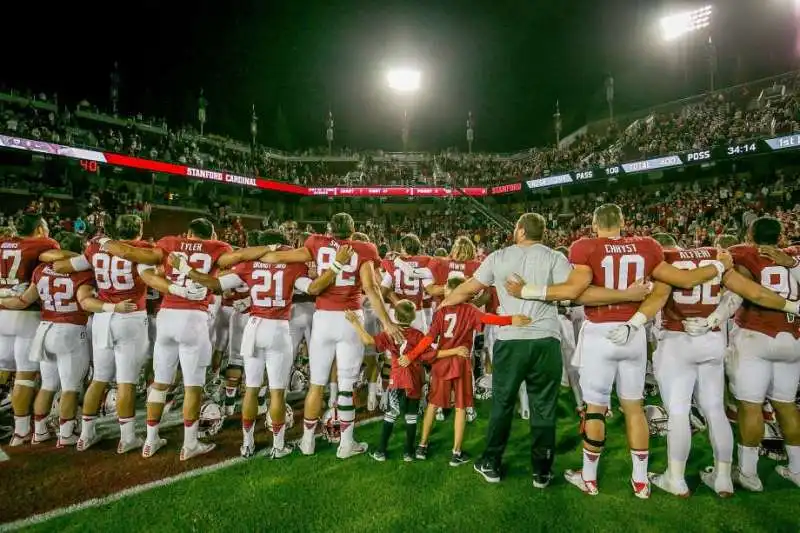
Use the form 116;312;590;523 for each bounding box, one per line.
659;5;716;92
386;68;421;152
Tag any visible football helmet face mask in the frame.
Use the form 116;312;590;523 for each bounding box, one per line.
760;420;787;461
645;404;668;437
322;408;341;443
204;376;225;404
265;405;295;430
289;370;309;393
198;401;225;438
474;374;493;401
101;387;118;418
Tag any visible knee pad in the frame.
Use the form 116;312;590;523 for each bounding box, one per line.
15;379;37;389
147;387;168;404
581;412;606;448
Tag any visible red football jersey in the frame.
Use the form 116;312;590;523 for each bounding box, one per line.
229;257;308;320
0;236;59;290
32;264;94;326
569;236;665;323
730;244;799;338
427;303;483;379
429;257;482;286
222;284;251;308
660;248;723;332
303;235;380;311
157;236;233;311
85;239;153;311
374;327;428;397
385;255;433;310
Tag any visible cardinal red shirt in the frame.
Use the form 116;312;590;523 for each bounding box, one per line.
1;236;59;311
569;236;664;323
374;327;435;399
429;257;481;286
730;244;799;338
660;248;724;332
423;303;486;380
303;235;380;311
156;236;233;311
382;255;433;310
80;238;154;311
32;264;94;325
224;255;309;321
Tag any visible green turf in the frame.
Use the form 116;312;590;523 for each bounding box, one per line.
20;394;800;533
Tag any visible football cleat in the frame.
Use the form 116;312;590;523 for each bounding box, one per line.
56;434;79;448
9;432;32;447
298;435;316;456
649;472;690;498
775;465;800;488
564;469;599;496
180;441;216;461
336;441;368;459
700;466;734;498
631;479;651;499
240;440;255;458
32;431;53;444
118;436;144;455
733;467;763;492
76;432;100;452
268;446;293;460
370;450;387;462
141;438;167;458
466;407;477;423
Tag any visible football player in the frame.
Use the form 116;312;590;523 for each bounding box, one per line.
506;204;734;498
402;277;530;466
0;214;60;446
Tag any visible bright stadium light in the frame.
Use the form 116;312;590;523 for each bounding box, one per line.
386;68;421;93
660;5;713;41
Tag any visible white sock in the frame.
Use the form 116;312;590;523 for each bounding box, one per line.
329;382;338;404
738;444;759;477
183;420;199;448
34;416;48;436
14;415;31;437
272;422;286;450
338;390;355;446
582;448;601;482
242;421;255;442
119;417;135;442
60;419;76;439
302;418;318;441
716;461;732;480
668;458;686;484
631;450;649;484
81;415;97;436
146;422;160;442
368;382;377;398
786;444;800;474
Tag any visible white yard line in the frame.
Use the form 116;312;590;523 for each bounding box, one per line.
0;416;383;532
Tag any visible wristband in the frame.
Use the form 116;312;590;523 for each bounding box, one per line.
520;284;547;300
102;303;116;313
783;300;800;315
330;262;343;275
628;311;648;329
712;262;726;278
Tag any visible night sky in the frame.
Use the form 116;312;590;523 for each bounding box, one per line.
5;0;799;152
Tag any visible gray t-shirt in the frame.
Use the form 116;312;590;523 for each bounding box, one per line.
474;243;571;341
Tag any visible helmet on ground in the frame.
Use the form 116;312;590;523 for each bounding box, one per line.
645;405;668;437
322;408;340;443
198;401;225;438
474;374;493;400
265;404;295;431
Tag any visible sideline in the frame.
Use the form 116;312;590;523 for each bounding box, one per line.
0;416;383;532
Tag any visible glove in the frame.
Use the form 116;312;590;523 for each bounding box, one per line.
705;310;726;330
232;296;252;313
606;312;647;346
682;317;710;336
185;282;208;301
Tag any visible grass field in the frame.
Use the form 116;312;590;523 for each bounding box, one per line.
15;394;800;533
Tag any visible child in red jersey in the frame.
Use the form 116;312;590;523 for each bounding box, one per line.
346;301;469;462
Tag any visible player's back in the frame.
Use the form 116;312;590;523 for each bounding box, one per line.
303;234;380;311
569;235;664;323
730;244;799;338
231;247;307;320
431;302;480;351
388;254;432;310
85;239;153;311
32;264;94;326
157;236;233;311
431;257;481;285
0;235;59;291
661;247;723;332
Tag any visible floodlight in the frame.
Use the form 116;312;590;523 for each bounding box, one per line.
386;68;421;93
660;5;713;41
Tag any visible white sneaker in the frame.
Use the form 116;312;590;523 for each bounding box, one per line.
9;432;31;447
649;472;690;498
141;437;167;458
298;435;316;456
76;432;100;452
336;441;368;459
466;407;477;423
269;446;293;459
118;436;144;454
367;394;378;412
57;434;79;448
564;469;599;496
240;439;255;458
32;431;53;444
180;441;216;461
733;466;764;492
775;465;800;488
700;466;734;497
435;408;445;422
0;446;8;462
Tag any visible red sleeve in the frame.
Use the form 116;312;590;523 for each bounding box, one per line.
477;310;513;326
407;335;435;361
303;235;319;257
75;270;95;288
84;241;97;262
428;309;443;339
231;261;250;279
155;237;172;256
45;238;60;251
569;239;592;266
373;332;390;353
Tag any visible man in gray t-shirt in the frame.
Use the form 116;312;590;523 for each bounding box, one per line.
439;213;568;487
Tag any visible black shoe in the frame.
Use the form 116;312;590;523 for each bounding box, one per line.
449;450;470;467
474;459;501;483
532;472;554;489
415;444;428;460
